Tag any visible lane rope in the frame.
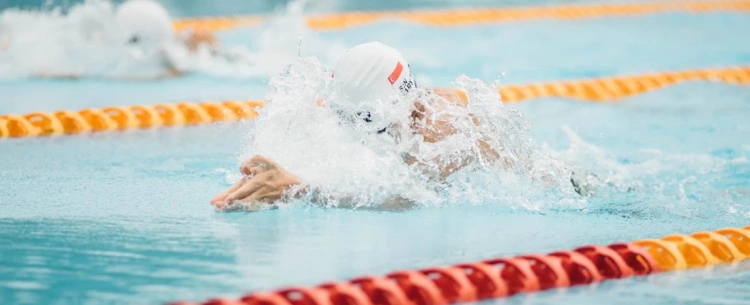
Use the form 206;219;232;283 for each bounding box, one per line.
168;225;750;305
173;0;750;32
2;66;749;139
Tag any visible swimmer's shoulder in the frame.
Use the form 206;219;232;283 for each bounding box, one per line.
432;88;469;106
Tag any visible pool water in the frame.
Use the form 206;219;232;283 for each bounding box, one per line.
2;1;750;305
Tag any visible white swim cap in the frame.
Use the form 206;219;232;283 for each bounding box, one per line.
115;0;173;46
332;41;416;130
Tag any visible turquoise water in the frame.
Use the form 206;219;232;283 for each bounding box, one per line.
2;1;750;305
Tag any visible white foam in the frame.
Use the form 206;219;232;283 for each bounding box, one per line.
233;57;584;211
232;62;747;215
0;0;125;78
543;125;750;218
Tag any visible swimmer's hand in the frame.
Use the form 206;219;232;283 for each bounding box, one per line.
210;155;301;211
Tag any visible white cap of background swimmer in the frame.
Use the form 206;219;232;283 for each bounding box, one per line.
331;41;416;130
115;0;173;47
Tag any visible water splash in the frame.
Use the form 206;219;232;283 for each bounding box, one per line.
0;0;126;78
219;0;346;77
229;57;750;219
545;126;750;220
232;57;583;212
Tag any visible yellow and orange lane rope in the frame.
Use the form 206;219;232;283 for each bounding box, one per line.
0;101;263;138
173;16;262;33
498;66;750;102
1;66;749;139
168;225;750;305
173;0;750;32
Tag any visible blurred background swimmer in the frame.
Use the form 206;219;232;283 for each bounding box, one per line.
0;0;253;79
112;0;217;78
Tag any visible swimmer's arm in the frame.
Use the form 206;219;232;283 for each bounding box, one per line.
405;135;501;180
414;128;500;180
212;155;415;212
438;89;503;168
216;185;416;212
435;88;502;160
409;103;500;179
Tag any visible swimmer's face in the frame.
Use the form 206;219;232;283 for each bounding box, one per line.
332;81;418;135
333;93;419;137
336;108;392;135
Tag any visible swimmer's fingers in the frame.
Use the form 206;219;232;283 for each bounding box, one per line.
224;178;263;203
210;179;245;207
240;186;282;204
233;188;280;213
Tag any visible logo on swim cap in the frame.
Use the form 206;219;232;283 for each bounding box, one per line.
388;62;403;85
398;64;416;95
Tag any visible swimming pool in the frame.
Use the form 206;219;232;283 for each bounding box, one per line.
2;1;750;304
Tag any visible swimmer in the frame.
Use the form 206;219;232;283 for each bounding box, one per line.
113;0;217;78
27;0;220;79
211;41;591;210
